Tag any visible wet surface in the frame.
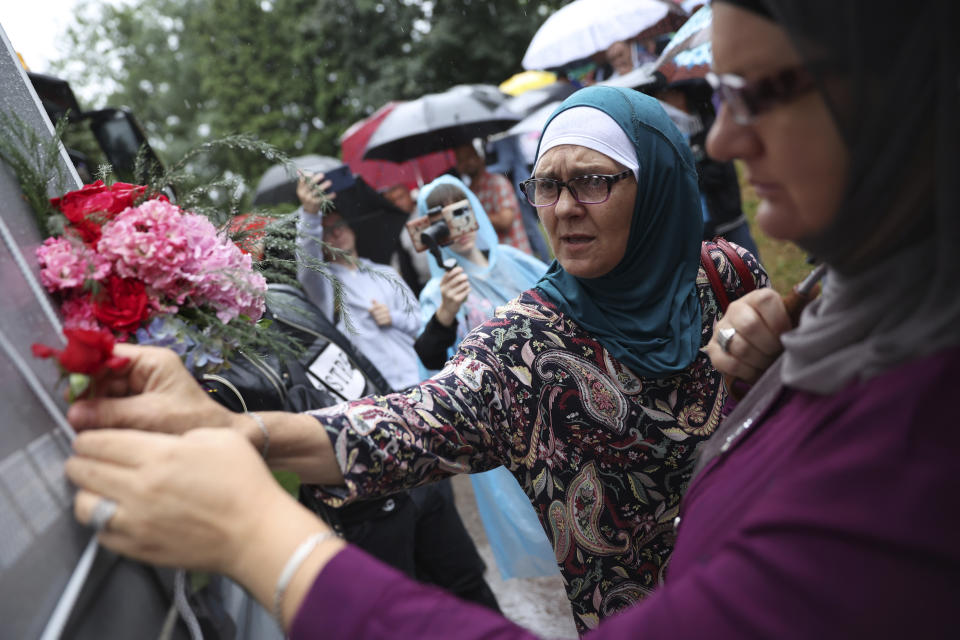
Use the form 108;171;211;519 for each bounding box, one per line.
450;474;579;639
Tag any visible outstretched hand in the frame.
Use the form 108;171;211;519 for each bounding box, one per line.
704;288;793;384
66;344;236;436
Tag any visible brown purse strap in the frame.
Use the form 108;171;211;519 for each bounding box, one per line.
700;242;730;312
715;237;757;298
700;239;758;313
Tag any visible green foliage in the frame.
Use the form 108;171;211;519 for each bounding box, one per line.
736;162;812;295
415;0;566;90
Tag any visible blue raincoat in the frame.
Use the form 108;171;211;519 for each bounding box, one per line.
416;175;558;580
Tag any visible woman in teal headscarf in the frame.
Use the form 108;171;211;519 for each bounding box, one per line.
64;87;767;632
412;174;557;581
298;87;765;629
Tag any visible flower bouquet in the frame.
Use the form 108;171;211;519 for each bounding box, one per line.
31;179;270;386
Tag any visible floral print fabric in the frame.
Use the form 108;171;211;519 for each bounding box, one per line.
308;242;767;632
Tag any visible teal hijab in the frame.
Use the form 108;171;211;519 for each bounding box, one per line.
535;86;703;378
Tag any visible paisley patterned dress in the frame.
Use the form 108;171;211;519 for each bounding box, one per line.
308;242;767;632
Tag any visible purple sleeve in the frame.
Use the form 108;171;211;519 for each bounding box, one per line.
285;544;791;640
289;545;540;640
291;350;960;639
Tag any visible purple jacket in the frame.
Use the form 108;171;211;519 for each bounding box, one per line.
291;346;960;639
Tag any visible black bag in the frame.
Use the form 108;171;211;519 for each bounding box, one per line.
199;283;405;532
199;284;389;413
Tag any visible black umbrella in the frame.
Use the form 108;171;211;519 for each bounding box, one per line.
252;154;342;207
332;177;411;265
362;84;521;163
253;155;409;264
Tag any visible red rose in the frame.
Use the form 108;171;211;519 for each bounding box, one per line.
50;181;150;245
93;276;150;332
31;329;129;375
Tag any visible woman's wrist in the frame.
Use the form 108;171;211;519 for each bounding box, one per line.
234;410;269;455
435;307;457;327
225;487;346;629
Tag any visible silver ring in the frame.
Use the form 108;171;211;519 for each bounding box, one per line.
717;326;737;354
89;497;118;532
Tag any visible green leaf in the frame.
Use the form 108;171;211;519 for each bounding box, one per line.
68;373;91;402
273;470;300;497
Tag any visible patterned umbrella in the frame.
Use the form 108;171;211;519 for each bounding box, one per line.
653;4;713;85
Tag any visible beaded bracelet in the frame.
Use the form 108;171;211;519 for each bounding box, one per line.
246;411;269;458
272;531;337;626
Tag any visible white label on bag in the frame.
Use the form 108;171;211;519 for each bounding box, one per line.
307;343;367;400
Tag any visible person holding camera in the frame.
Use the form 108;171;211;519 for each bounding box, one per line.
410;175;558;581
454;142;535;256
381;183;433;296
412;175;548;372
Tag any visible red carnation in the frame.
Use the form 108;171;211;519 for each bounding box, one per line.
31;328;129;375
93;276;150;333
50;180;151;245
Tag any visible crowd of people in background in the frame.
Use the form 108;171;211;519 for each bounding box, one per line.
50;0;960;638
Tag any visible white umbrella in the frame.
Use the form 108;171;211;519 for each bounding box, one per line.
521;0;686;71
596;62;661;90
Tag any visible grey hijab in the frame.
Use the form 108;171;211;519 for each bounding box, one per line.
695;0;959;473
722;0;959;395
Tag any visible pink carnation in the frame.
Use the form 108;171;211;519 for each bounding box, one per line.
97;199;266;324
36;236;111;291
190;242;268;323
60;295;102;332
97;199;192;294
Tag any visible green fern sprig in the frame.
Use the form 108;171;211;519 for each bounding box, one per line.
0;111;70;234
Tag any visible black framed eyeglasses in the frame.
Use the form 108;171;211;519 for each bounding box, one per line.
706;65;816;125
519;170;633;207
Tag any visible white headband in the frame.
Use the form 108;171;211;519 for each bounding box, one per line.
535;106;640;179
